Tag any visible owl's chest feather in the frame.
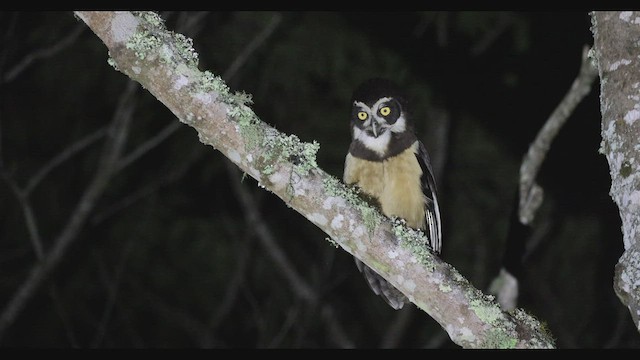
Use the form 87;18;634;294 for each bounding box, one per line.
344;143;426;229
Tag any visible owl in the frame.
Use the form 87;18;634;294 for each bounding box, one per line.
343;78;442;309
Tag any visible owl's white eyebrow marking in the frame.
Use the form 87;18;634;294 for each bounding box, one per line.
371;97;393;111
353;101;370;112
354;97;394;112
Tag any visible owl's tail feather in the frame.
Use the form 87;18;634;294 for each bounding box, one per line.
355;258;407;310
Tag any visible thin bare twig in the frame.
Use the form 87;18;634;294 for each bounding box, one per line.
381;306;413;348
423;330;450;348
267;305;301;348
3;22;85;83
2;172;82;346
225;162;316;301
225;161;355;347
0;81;139;341
470;12;515;57
0;12;20;76
115;122;181;172
2;127;106;258
224;13;282;80
175;11;210;36
2;176;44;258
207;229;254;330
48;285;79;347
91;241;134;348
25;127;107;195
139;287;222;347
518;45;598;225
320;305;355;348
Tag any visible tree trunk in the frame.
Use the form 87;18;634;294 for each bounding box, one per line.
591;11;640;332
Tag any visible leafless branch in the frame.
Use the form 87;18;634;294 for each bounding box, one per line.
267;305;301;348
224;13;282;80
3;176;44;258
0;12;20;75
225;162;316;301
207;228;254;330
90;241;134;348
3;22;85;83
25;127;107;195
381;306;413;348
423;330;450;348
91;145;203;225
0;81;138;341
140;287;222;347
115;122;181;172
319;305;355;348
48;285;80;347
470;12;515;57
174;11;210;36
225;160;356;347
519;45;598;225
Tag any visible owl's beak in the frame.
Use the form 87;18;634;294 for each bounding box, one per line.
371;119;380;138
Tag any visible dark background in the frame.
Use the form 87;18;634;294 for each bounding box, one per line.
0;11;636;348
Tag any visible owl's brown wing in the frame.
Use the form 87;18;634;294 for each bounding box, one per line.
416;140;442;254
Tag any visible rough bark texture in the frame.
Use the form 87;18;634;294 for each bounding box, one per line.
591;11;640;332
74;11;555;348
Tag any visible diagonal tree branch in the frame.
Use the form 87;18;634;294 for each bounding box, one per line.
73;11;555;348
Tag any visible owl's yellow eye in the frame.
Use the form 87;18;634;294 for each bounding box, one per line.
357;111;368;121
379;106;391;116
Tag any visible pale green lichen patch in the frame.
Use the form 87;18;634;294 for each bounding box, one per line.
198;71;230;95
450;266;470;286
438;283;452;293
322;176;383;235
125;29;162;60
128;11;198;67
107;55;119;71
187;70;264;152
134;11;165;28
325;237;340;248
470;297;503;325
468;295;526;348
171;33;199;66
391;217;434;270
260;133;320;178
510;308;555;348
482;328;518;349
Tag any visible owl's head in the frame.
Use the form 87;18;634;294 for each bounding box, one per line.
349;78;415;159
